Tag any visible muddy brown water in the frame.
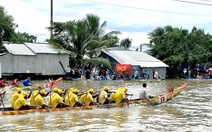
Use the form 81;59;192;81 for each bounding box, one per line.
0;79;211;131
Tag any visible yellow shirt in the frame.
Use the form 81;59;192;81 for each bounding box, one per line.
35;94;45;109
115;90;125;104
65;92;73;104
98;90;108;104
70;93;78;107
11;92;20;108
80;93;93;106
110;93;116;101
49;92;58;105
80;94;86;103
51;94;63;108
30;92;38;105
14;95;28;110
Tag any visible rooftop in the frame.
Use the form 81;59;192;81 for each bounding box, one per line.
101;48;169;67
3;43;59;55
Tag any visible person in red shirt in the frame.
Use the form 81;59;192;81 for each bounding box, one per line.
12;79;19;87
0;79;9;88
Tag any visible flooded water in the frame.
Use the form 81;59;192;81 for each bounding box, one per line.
0;79;211;132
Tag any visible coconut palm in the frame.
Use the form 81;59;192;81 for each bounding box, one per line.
48;13;121;66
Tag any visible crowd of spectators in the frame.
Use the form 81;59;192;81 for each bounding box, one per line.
66;64;159;80
66;64;117;80
181;63;212;79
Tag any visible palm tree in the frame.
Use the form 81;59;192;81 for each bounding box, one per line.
48;13;121;66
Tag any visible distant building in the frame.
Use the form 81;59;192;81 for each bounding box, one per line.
99;47;169;79
0;43;69;77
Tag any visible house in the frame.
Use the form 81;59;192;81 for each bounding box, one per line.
99;47;169;79
0;43;69;78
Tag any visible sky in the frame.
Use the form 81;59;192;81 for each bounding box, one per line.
1;0;212;49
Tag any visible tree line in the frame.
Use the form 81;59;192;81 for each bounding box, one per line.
0;7;37;52
149;25;212;77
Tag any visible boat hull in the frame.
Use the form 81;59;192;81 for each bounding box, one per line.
0;83;187;115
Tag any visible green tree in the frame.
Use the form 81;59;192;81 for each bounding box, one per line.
149;25;212;78
120;37;132;49
48;13;121;66
11;32;37;43
0;6;17;52
0;6;37;52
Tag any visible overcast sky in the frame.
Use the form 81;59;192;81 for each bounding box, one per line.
1;0;212;48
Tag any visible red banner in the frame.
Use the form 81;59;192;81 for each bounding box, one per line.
115;64;131;72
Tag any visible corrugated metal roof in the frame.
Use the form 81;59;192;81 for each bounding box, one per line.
25;43;58;54
102;49;169;67
3;44;35;55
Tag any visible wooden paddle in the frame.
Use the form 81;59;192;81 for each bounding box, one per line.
49;78;54;106
0;91;6;108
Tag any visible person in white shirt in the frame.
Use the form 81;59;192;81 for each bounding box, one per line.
134;69;139;79
98;86;110;104
139;83;154;101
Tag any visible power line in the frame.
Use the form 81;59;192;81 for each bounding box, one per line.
82;0;212;17
173;0;212;6
200;0;212;3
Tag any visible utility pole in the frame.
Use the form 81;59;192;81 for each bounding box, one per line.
50;0;53;37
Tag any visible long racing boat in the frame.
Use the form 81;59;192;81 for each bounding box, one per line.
0;83;187;115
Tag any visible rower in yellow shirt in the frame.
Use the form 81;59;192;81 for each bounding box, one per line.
108;87;129;106
109;90;116;103
98;86;110;104
49;87;59;105
70;89;84;107
116;87;129;105
14;92;34;110
35;90;51;109
123;87;133;96
65;88;74;104
80;88;98;106
51;89;70;108
123;87;133;102
115;87;128;105
11;87;22;108
30;90;39;105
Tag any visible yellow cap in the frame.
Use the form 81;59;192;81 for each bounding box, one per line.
34;90;39;93
118;87;123;91
103;86;110;91
34;90;39;94
40;90;47;95
53;87;59;92
16;87;22;92
22;92;28;97
70;88;75;92
123;87;128;92
88;88;95;93
58;89;64;94
73;89;79;93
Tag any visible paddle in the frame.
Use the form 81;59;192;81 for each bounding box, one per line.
49;78;54;106
62;88;68;102
0;91;6;108
67;92;71;106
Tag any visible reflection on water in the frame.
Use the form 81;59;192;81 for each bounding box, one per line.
0;79;212;131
